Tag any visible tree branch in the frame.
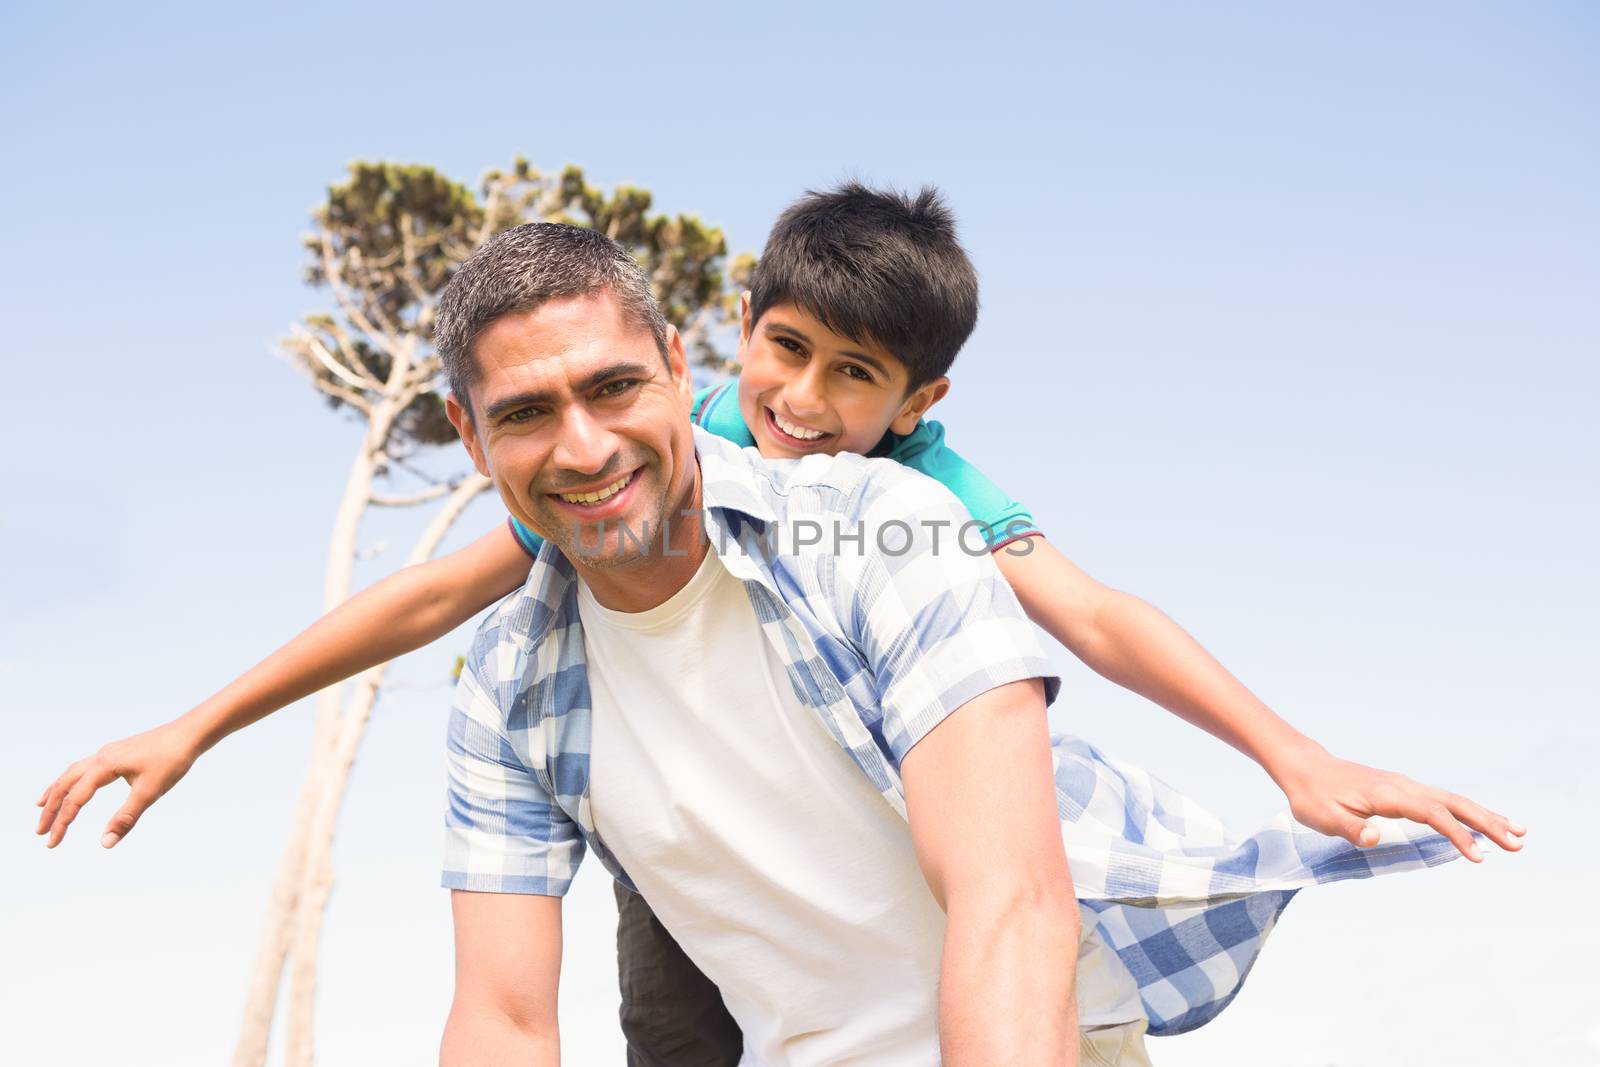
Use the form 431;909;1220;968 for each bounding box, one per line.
368;482;461;507
320;231;403;362
292;323;383;393
308;375;373;414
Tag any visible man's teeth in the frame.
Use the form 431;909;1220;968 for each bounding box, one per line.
558;472;634;505
774;412;828;441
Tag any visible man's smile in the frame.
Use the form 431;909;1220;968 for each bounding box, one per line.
544;466;644;521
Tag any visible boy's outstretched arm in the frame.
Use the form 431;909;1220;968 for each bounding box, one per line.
35;523;534;849
994;538;1527;859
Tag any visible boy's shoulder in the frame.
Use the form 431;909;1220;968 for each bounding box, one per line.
695;425;957;526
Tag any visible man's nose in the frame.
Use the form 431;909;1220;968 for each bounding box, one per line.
552;405;619;476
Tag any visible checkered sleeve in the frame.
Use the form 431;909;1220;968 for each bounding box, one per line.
846;467;1062;767
440;646;585;896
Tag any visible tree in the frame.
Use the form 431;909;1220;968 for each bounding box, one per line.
231;158;750;1067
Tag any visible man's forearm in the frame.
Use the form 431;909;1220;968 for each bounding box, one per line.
440;1002;559;1067
939;892;1080;1066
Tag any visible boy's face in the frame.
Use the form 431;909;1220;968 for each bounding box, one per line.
736;295;949;460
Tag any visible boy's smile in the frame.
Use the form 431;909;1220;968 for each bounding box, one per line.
737;299;948;460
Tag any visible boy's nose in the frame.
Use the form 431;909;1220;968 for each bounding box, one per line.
783;369;828;418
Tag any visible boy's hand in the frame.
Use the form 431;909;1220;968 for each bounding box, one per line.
1271;744;1526;861
35;719;204;849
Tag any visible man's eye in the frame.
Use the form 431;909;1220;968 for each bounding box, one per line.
503;407;538;424
598;379;641;398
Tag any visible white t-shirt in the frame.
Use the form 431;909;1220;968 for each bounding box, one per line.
581;546;1140;1066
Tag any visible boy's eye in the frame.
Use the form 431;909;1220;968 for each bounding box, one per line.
841;364;874;383
774;337;806;357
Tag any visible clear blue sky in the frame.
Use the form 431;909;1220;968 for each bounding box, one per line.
3;2;1596;1064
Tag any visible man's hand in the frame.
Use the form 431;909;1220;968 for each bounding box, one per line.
1269;743;1527;861
35;719;204;848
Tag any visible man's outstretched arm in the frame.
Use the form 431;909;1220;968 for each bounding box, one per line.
902;677;1080;1067
442;890;563;1067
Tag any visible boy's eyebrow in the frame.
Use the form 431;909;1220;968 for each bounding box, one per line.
482;360;657;421
763;322;895;377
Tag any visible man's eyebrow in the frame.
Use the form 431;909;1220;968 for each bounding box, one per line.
763;321;893;377
482;361;658;422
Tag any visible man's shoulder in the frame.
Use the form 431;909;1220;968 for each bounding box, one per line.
458;558;574;706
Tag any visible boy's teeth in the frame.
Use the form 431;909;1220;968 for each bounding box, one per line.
558;472;633;505
774;412;827;441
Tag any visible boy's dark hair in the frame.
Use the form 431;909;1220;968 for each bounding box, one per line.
434;222;669;414
747;183;979;391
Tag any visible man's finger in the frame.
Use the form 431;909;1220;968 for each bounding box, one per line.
46;764;121;848
101;789;156;849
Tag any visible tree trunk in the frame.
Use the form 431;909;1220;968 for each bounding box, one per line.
282;473;492;1067
231;413;392;1067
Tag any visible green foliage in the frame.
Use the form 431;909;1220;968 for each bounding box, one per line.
282;157;750;457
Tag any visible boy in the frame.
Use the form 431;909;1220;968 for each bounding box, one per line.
38;184;1522;1056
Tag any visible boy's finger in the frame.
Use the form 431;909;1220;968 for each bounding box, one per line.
46;766;119;848
1395;795;1480;861
101;789;156;849
35;766;83;836
1328;811;1378;848
1445;794;1523;852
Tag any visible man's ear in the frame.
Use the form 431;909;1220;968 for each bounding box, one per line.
445;392;492;478
664;323;693;409
889;376;951;436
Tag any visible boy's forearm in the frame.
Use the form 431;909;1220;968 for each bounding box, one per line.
1000;544;1319;782
939;894;1079;1066
1083;591;1318;776
180;533;530;755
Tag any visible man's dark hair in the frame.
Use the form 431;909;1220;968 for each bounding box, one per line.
747;183;979;392
434;222;669;413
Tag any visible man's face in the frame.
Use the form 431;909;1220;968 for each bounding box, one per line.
446;292;698;570
736;297;948;460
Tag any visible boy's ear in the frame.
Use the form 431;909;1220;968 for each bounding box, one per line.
889;376;950;436
738;291;753;342
445;392;492;479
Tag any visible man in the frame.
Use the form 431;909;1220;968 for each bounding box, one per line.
431;223;1487;1065
435;223;1134;1065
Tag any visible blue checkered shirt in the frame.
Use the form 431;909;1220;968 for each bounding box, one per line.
443;426;1463;1036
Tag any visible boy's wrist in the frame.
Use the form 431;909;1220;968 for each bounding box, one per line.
177;701;235;756
1259;733;1329;790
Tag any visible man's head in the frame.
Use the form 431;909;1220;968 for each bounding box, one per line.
439;224;699;576
738;183;978;458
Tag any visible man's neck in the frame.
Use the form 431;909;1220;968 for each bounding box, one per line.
572;461;709;613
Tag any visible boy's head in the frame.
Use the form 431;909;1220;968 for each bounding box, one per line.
738;182;979;459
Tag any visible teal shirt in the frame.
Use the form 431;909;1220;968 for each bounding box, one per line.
509;376;1041;557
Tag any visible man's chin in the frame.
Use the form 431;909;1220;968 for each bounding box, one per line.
535;512;664;568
